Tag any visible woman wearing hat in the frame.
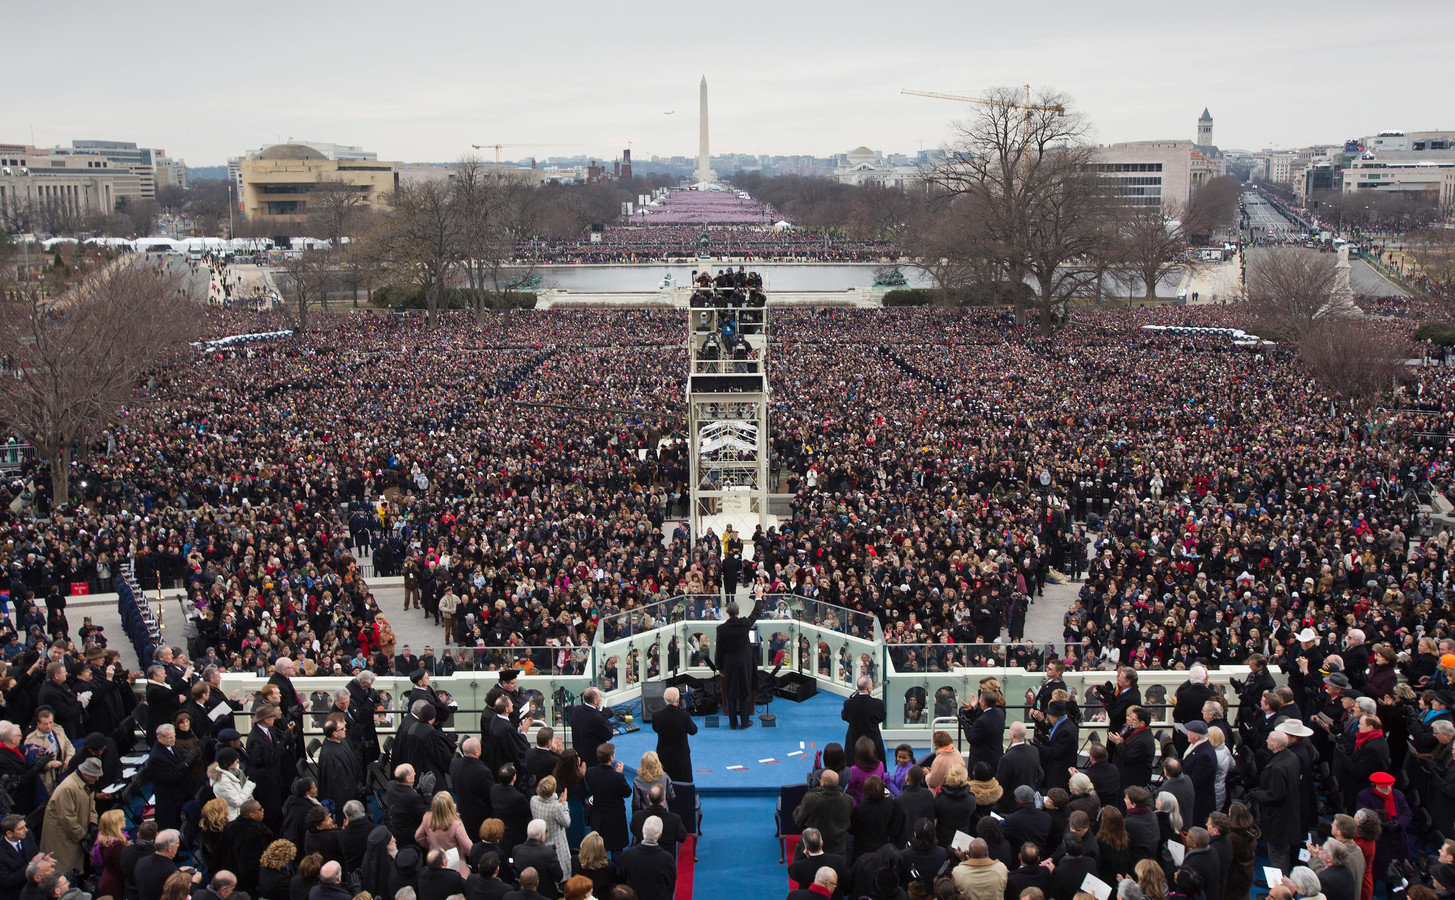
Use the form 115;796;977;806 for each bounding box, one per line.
1356;772;1411;895
210;745;254;820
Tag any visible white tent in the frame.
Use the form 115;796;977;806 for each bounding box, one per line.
773;221;794;231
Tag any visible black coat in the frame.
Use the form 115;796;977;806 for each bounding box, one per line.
850;794;904;857
933;784;977;850
1124;808;1159;865
1184;742;1219;825
1039;720;1079;792
1184;846;1225;900
449;756;495;840
1318;865;1358;900
842;692;888;764
0;834;37;900
395;715;455;783
1007;864;1054;900
345;679;380;762
147;743;192;829
1104;687;1141;735
1085;761;1122;809
568;705;614;769
788;853;848;895
144;681;181;744
1115;728;1156;789
1004;805;1053;856
894;784;937;844
510;839;564;899
317;739;363;813
583;764;632;852
1244;749;1302;845
618;842;676;900
483;716;529;776
36;680;83;738
121;840;155;900
1173;682;1216;725
247;726;288;827
629;805;687;859
488;783;532;852
967;706;1006;771
1051;856;1097;900
384;781;431;849
418;868;467;900
713;605;761;708
650;704;697;783
135;853;179;900
995;744;1044;812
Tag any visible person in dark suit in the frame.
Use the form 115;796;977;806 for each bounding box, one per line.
511;822;564;900
484;697;531;776
246;704;289;831
405;670;453;729
1172;667;1216;754
1006;843;1054;900
121;822;159;900
1111;706;1156;789
450;739;495;840
395;702;455;785
502;868;547;900
713;598;761;730
962;688;1007;771
583;743;632;853
629;785;687;859
617;816;676;900
1181;828;1225;900
490;765;534;853
317;719;363;814
148;724;195;830
384;765;433;849
345;672;382;765
136;831;192;900
996;722;1044;813
1181;722;1218;826
515;734;552;792
1243;732;1302;874
1003;786;1052;856
787;829;848;899
1314;839;1357;900
1049;835;1096;900
144;666;182;745
841;677;887;764
1101;668;1142;743
418;851;467;900
786;867;839;900
465;851;513;900
569;689;614;770
650;687;697;783
1038;701;1078;792
1082;743;1122;810
0;815;39;900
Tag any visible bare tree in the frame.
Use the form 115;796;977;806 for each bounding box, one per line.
1300;317;1409;407
1182;176;1241;239
377;180;460;328
1242;247;1339;342
0;264;200;508
926;86;1110;334
453;158;540;325
1112;202;1189;302
307;178;370;245
274;248;336;332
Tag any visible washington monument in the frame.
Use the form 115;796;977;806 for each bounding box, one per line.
696;75;714;185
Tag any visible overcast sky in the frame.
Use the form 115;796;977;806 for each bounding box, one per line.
11;1;1453;167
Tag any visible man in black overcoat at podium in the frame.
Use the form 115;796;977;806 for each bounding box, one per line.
842;676;887;763
714;598;761;730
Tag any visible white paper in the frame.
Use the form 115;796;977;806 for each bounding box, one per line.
952;830;973;853
1081;874;1113;900
989;811;1005;821
444;848;459;870
1299;849;1312;862
1264;867;1285;889
208;703;231;722
120;754;148;765
1166;841;1184;865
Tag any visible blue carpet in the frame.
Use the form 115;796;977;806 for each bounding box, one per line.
694;794;790;900
611;691;861;792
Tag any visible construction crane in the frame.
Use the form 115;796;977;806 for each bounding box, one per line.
469;142;584;172
902;85;1065;177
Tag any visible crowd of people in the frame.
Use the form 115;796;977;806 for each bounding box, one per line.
2;290;1455;897
515;225;899;264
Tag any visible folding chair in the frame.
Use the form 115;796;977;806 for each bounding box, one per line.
775;783;809;864
668;781;703;861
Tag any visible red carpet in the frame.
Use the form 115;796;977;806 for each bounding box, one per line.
674;835;696;900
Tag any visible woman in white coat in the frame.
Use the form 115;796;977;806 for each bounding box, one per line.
209;746;255;820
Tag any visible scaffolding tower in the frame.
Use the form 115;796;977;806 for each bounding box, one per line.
687;296;770;542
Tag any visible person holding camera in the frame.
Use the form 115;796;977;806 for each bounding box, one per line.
1110;706;1156;789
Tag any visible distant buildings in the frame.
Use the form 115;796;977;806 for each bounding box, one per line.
832;147;923;188
0;142;153;230
238;143;397;230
